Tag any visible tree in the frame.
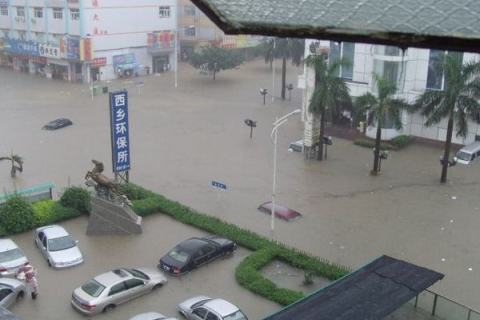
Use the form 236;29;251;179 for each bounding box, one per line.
303;52;352;160
0;195;35;234
262;38;305;99
355;74;411;174
414;54;480;183
190;44;244;81
0;154;23;177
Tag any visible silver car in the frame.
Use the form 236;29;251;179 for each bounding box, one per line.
0;239;29;278
129;312;179;320
178;296;248;320
0;278;26;309
71;268;167;316
34;225;83;268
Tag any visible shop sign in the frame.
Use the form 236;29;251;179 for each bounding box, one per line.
4;38;39;56
91;57;106;67
65;37;81;60
113;53;135;66
31;56;47;64
147;31;174;49
39;44;61;59
67;0;79;3
109;91;131;173
0;0;9;5
12;54;30;60
80;38;93;61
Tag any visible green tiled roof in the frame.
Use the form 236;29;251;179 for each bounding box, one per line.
191;0;480;52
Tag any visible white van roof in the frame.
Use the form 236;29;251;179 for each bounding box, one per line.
459;142;480;153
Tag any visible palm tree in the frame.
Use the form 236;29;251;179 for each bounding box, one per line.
355;74;411;174
303;52;352;161
262;38;305;99
0;154;23;178
414;53;480;183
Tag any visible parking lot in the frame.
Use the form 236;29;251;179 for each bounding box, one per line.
1;59;480;318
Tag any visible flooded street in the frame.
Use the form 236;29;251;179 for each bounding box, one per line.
1;59;480;318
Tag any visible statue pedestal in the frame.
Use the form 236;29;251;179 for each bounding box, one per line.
86;196;142;235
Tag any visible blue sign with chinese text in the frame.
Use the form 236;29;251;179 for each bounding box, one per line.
110;91;131;173
4;38;40;56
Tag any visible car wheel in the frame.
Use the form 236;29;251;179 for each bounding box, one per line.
153;283;163;290
47;260;52;267
103;305;116;313
16;291;24;302
178;310;187;318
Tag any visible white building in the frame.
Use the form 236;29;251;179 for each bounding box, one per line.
299;39;480;148
0;0;176;83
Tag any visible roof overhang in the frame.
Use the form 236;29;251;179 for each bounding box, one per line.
190;0;480;53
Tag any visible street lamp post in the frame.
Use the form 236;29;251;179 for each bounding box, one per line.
286;83;293;101
270;109;301;232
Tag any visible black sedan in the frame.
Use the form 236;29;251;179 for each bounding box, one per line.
42;118;73;130
158;235;236;276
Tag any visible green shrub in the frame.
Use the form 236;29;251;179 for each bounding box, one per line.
118;183;157;201
0;224;8;237
354;140;389;150
50;203;82;222
0;195;36;234
390;135;411;148
32;200;56;226
59;186;91;214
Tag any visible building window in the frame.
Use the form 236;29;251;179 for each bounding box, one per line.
70;8;79;20
34;7;43;18
16;7;25;17
426;50;464;90
184;26;196;36
159;6;170;18
184;6;196;16
0;6;8;16
329;42;354;80
53;7;63;20
18;31;25;40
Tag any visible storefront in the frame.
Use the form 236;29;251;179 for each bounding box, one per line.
13;54;30;73
31;56;47;76
90;57;106;81
47;58;68;80
152;55;170;73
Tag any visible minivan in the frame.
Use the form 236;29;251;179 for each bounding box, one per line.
455;142;480;164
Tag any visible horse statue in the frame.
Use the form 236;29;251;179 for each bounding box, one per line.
85;159;130;205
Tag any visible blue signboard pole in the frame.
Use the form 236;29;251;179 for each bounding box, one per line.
109;91;131;176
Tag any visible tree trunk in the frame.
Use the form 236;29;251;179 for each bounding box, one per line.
440;116;454;183
372;123;382;174
317;110;325;161
281;53;287;100
213;69;216;81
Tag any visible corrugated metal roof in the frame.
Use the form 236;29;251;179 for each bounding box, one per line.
190;0;480;52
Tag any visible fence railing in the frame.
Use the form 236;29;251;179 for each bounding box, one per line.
412;289;480;320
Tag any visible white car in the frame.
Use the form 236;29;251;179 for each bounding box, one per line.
178;296;248;320
0;239;28;278
34;225;83;268
0;278;26;309
129;312;179;320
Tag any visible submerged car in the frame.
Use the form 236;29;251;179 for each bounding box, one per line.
288;139;304;152
0;278;25;309
34;225;83;268
71;268;167;316
42;118;73;130
0;239;29;278
258;202;302;221
178;296;248;320
129;312;179;320
159;235;236;276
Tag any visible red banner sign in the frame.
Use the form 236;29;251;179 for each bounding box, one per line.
91;57;106;66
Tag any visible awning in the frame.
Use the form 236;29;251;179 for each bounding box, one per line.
190;0;480;53
117;62;142;70
262;255;444;320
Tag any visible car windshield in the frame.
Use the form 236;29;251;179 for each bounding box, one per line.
48;236;76;252
224;310;248;320
0;248;24;263
128;269;149;280
81;279;105;298
456;151;472;161
168;247;190;262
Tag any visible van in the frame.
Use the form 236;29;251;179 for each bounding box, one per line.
455;142;480;164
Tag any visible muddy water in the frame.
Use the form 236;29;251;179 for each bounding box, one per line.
1;59;480;318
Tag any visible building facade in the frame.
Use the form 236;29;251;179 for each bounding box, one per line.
0;0;176;83
299;39;480;148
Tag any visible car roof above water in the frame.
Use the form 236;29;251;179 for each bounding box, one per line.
0;239;20;252
204;299;239;317
38;225;69;239
95;269;131;286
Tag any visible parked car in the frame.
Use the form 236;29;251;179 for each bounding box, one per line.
258;202;302;221
34;225;83;268
159;236;236;276
129;312;179;320
0;278;25;309
42;118;73;130
178;296;248;320
455;141;480;164
288;139;304;152
71;268;167;316
0;239;28;278
0;306;27;320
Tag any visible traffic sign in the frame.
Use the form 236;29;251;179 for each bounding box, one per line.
212;181;227;190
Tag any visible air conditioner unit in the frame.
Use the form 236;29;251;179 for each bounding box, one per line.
31;18;36;23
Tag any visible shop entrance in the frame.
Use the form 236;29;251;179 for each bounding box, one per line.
152;56;169;73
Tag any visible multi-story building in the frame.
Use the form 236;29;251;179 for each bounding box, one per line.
299;39;480;150
0;0;176;83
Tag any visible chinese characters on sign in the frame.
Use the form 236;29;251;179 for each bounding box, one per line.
110;91;131;173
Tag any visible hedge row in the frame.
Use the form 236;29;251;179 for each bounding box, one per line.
353;139;389;150
0;186;90;236
119;183;351;305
